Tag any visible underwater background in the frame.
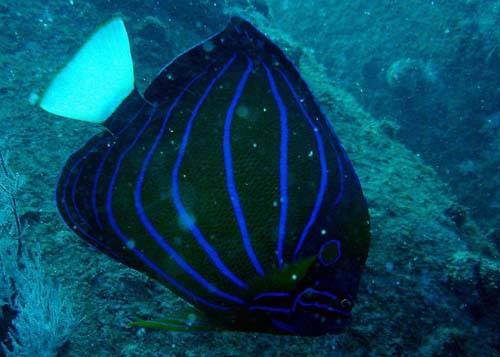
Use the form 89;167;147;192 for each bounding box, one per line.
0;0;499;355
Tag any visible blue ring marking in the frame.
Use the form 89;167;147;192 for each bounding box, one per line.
134;68;245;305
105;105;230;310
276;69;328;261
91;105;146;229
317;239;341;266
223;55;265;276
260;60;289;269
171;53;249;290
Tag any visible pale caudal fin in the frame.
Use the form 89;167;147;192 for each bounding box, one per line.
38;17;134;123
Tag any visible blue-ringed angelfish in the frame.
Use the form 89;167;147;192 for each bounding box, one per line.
38;16;371;336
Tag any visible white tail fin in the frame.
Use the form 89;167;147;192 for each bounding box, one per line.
39;18;134;123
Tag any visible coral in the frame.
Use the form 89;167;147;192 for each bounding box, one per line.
2;252;79;357
0;152;79;357
419;327;467;356
446;251;500;319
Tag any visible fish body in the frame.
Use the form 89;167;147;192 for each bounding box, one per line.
39;17;370;336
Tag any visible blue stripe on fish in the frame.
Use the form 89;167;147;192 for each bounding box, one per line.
104;104;239;308
71;166;91;229
223;55;265;276
248;306;291;313
91;104;147;230
271;319;298;334
332;151;345;207
292;288;351;318
276;69;329;261
260;59;289;268
171;53;249;291
133;67;245;305
60;142;120;259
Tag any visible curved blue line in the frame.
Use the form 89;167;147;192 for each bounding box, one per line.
317;106;345;207
316;120;345;207
332;153;344;207
252;291;291;301
62;143;119;259
318;239;341;266
71;166;91;229
276;69;329;261
261;60;288;268
223;56;265;276
298;301;350;317
249;306;291;314
271;318;298;334
91;105;146;229
90;144;113;230
105;105;229;310
62;105;145;259
134;70;244;305
292;288;351;317
171;54;249;290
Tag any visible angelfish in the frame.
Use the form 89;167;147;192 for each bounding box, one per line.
38;16;370;336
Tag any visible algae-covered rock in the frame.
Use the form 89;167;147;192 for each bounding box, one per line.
419;327;467;356
447;251;500;310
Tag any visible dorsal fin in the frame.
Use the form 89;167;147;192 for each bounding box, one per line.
143;17;285;105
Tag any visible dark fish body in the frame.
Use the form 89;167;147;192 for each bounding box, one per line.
45;17;370;336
